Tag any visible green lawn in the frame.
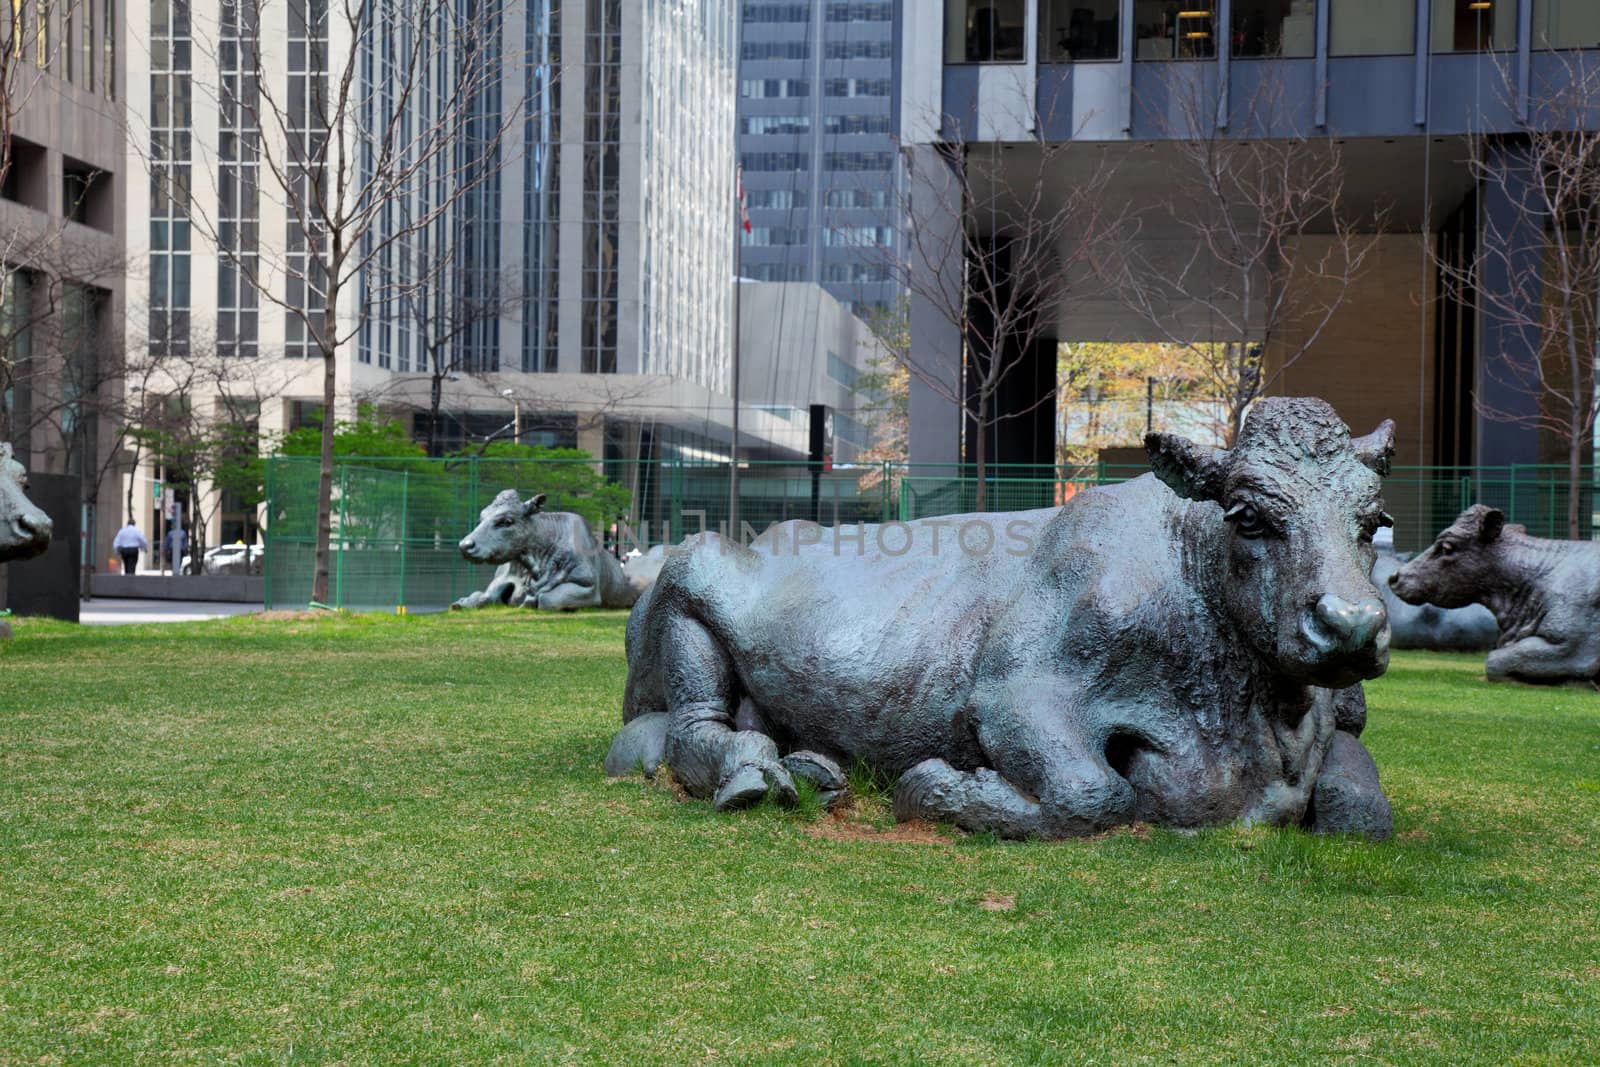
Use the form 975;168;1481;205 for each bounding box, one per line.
1;611;1597;1064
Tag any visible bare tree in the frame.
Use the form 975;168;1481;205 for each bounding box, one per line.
1101;68;1382;447
1440;50;1600;539
133;0;525;603
888;108;1116;509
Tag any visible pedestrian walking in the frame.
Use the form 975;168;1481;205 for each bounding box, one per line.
165;525;189;572
113;520;149;575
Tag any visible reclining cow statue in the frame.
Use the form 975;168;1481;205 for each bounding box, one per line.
1;442;54;639
455;490;643;611
1372;546;1497;653
1390;504;1600;684
608;397;1397;840
1;443;52;564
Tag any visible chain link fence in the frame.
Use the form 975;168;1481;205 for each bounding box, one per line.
263;455;1599;611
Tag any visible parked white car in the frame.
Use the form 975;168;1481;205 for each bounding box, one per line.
179;543;264;576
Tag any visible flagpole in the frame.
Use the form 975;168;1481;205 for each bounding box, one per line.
730;165;744;538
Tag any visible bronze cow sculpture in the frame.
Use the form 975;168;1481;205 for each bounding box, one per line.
1391;504;1600;684
608;398;1397;840
456;491;642;611
1;443;52;563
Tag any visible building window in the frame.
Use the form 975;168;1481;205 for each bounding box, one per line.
945;0;1026;63
149;0;192;359
747;187;808;209
824;77;890;97
824;187;891;208
822;114;892;135
741;151;810;171
1330;0;1416;56
743;225;807;246
741;40;810;60
217;0;259;359
1232;0;1315;57
1533;0;1600;49
744;3;808;22
824;150;893;171
1433;0;1515;52
741;114;811;135
523;0;560;374
1039;0;1118;61
740;77;810;98
1135;1;1215;60
823;39;892;60
581;0;621;375
826;2;889;21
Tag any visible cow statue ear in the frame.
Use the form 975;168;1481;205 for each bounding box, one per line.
524;493;547;516
1478;507;1506;543
1352;419;1396;476
1145;432;1228;503
0;441;11;461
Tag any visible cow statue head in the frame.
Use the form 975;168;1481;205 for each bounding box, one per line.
458;489;547;564
1;442;53;563
1146;397;1395;689
1388;504;1509;610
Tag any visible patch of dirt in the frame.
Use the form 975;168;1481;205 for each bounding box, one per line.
251;610;327;622
804;814;951;845
646;768;691;802
977;890;1016;911
1397;829;1432;844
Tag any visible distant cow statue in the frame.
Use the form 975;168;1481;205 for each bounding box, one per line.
1390;504;1600;684
1;443;52;563
608;397;1398;840
455;491;643;611
1372;550;1498;653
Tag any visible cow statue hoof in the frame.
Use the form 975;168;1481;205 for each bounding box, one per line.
604;712;669;777
780;751;850;809
612;398;1399;841
1305;731;1393;840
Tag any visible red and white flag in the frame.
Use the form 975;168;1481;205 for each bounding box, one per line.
736;164;751;234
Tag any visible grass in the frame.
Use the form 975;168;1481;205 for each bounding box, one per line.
1;610;1597;1064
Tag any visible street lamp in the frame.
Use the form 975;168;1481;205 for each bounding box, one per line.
500;388;521;443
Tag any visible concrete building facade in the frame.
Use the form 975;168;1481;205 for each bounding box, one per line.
1;0;125;570
738;0;901;315
899;0;1600;477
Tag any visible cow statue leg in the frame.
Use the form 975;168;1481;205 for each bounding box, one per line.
533;580;602;611
1304;730;1393;840
894;679;1136;839
660;615;798;810
1485;633;1600;684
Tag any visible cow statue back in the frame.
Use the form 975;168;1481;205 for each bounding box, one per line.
608;397;1397;840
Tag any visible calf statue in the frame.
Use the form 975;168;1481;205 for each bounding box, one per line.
1390;504;1600;684
1;442;52;563
455;491;643;611
608;397;1397;840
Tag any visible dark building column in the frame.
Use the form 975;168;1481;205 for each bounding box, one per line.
906;144;964;468
1475;137;1544;468
963;237;1057;478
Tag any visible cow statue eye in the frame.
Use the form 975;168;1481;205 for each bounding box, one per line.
1223;501;1268;539
1437;540;1454;557
496;516;515;528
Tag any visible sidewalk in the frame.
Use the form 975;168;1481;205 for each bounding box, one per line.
79;599;264;626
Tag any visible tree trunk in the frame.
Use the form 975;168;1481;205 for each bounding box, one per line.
427;369;443;458
311;323;337;605
975;391;988;512
1569;413;1584;541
